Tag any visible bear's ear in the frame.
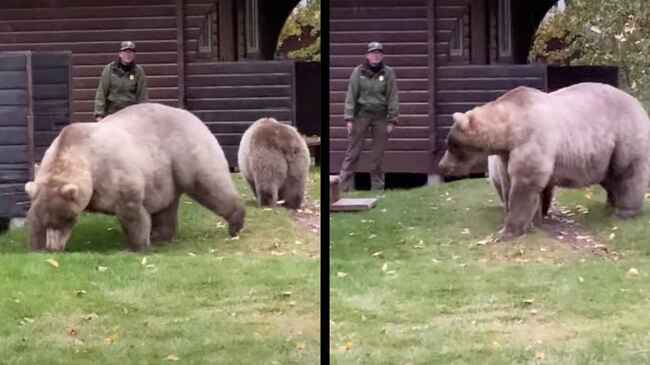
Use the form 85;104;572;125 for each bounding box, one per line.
60;184;79;201
25;181;39;199
453;112;474;132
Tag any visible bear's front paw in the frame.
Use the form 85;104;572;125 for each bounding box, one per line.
495;228;524;242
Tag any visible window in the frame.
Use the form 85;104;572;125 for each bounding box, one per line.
498;0;511;57
199;7;218;55
246;0;259;54
450;17;464;56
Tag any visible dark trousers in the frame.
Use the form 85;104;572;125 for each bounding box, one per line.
338;115;389;191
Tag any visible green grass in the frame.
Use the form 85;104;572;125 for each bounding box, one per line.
0;170;320;364
330;178;650;364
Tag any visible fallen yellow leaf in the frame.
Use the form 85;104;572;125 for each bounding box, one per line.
165;354;180;361
46;259;59;268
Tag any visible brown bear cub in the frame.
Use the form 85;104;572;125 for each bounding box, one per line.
25;103;245;252
439;82;650;240
237;117;310;209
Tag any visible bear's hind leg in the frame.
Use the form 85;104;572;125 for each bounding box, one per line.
279;177;305;210
255;174;278;207
150;196;180;244
612;175;646;219
117;203;152;251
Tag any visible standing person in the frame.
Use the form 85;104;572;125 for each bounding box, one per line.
338;41;400;192
94;41;148;121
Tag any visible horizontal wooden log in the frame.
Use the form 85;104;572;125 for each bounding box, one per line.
187;85;291;98
185;73;292;87
330;19;428;32
331;31;428;43
186;61;294;75
187;97;292;111
0;71;27;89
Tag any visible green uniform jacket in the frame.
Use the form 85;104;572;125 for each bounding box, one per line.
343;62;400;123
94;61;148;118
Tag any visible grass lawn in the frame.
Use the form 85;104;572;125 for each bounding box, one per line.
0;169;320;364
330;178;650;364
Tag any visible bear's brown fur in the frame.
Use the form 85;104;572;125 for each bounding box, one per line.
237;117;310;209
488;154;554;228
25;103;245;251
439;83;650;240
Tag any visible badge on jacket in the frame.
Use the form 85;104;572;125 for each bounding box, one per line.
379;75;384;82
130;74;134;80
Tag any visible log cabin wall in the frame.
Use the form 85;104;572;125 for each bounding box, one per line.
0;53;31;217
0;0;181;123
0;0;307;169
182;0;300;167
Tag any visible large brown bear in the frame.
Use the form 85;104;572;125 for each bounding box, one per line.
237;117;310;209
439;82;650;240
25;103;245;252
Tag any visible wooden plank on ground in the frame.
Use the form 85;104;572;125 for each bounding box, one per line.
331;198;377;212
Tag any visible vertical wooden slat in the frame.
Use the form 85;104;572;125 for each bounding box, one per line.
25;51;34;180
176;0;185;108
428;0;436;174
66;50;73;123
471;0;487;64
291;61;297;125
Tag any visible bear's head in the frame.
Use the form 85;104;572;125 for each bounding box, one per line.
438;111;492;176
25;180;88;251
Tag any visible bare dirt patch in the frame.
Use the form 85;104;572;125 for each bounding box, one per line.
484;206;619;263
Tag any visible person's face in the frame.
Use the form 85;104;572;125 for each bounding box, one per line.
366;50;384;65
118;50;135;64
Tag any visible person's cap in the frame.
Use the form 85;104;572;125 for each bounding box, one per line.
120;41;136;52
367;41;384;53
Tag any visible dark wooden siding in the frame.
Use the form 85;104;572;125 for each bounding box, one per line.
185;60;296;167
0;51;71;217
0;53;30;217
32;52;72;161
0;1;180;122
329;0;433;174
433;64;546;165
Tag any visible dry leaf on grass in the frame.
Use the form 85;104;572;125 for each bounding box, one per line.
164;354;180;361
96;266;108;272
46;259;59;268
535;351;545;360
336;272;348;278
627;268;640;277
